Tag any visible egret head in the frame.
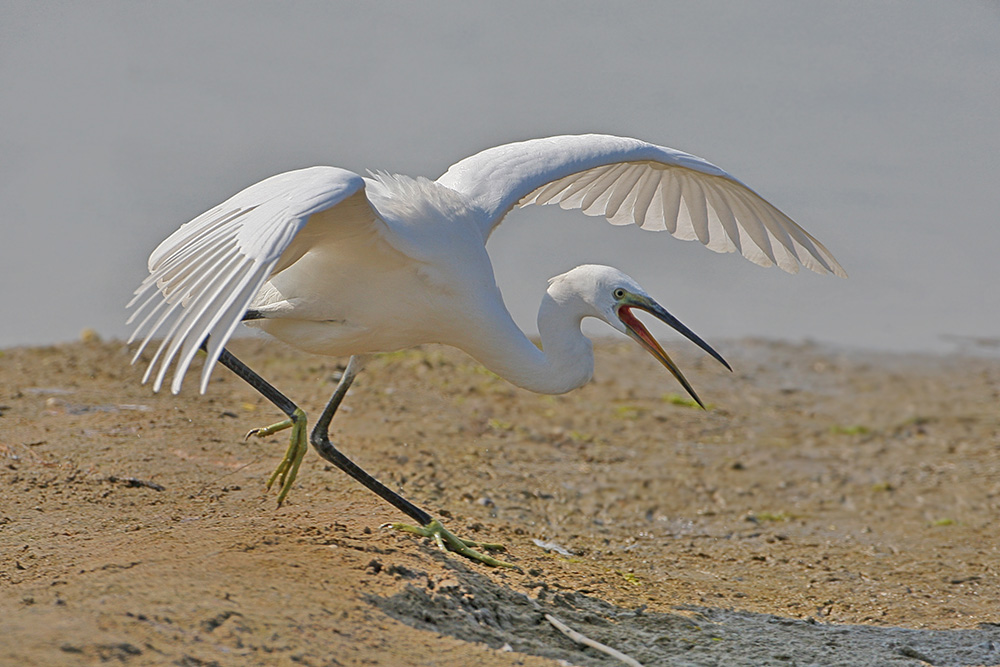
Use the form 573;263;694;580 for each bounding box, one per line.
549;265;731;408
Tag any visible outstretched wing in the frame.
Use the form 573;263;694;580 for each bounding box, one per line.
436;134;845;277
127;166;376;394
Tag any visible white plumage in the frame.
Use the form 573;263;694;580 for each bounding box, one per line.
128;133;844;398
126;133;846;564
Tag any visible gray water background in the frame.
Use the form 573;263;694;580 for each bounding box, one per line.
2;2;998;355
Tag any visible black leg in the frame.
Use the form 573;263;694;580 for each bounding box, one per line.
216;347;298;417
211;345;515;568
308;356;433;526
307;357;516;568
215;346;309;504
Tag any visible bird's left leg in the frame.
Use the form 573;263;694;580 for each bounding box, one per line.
308;356;518;570
214;347;308;505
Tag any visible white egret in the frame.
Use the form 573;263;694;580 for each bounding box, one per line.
128;134;844;567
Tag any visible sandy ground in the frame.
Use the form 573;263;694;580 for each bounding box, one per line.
1;337;998;666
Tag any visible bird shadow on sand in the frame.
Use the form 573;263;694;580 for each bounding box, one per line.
368;558;1000;667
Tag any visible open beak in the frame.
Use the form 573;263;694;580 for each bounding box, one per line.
617;296;731;409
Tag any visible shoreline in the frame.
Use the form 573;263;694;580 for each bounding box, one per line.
2;339;998;665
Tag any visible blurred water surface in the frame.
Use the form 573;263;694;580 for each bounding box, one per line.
2;2;997;354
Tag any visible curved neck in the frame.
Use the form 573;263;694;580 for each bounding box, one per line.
456;292;594;395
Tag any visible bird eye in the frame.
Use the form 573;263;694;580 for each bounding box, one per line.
613;288;626;299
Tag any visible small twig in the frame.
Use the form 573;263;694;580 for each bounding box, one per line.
106;475;165;491
896;645;934;664
544;613;643;667
191;452;265;499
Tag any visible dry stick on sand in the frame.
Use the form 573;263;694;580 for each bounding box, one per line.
544;613;643;667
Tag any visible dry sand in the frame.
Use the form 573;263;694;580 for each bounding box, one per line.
1;337;998;666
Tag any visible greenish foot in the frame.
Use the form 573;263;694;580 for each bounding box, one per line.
245;407;307;506
392;519;521;570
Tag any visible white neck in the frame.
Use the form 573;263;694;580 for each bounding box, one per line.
455;292;595;395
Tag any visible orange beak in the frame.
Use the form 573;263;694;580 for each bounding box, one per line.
617;296;730;409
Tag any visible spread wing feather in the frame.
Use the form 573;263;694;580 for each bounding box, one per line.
436;134;845;277
127;166;371;394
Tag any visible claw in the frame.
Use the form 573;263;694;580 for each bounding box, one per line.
247;408;308;505
392;519;521;570
245;416;294;441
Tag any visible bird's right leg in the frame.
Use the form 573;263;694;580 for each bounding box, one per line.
309;356;518;570
214;347;308;505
